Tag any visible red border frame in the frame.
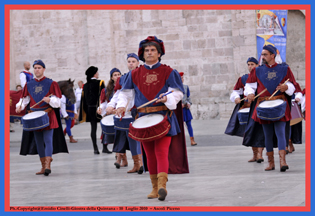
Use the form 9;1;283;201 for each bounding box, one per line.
5;4;311;212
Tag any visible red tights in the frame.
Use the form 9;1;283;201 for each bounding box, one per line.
142;136;171;175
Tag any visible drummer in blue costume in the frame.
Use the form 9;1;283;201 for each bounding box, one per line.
225;57;266;163
16;60;67;176
60;94;78;143
116;36;189;201
245;45;301;172
105;53;144;174
98;68;121;154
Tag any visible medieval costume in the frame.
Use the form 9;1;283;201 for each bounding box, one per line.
117;36;189;201
79;66;105;154
60;95;78;143
17;60;68;176
179;72;197;146
226;57;265;163
244;45;301;172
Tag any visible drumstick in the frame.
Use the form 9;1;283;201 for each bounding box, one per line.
120;99;130;121
269;78;290;100
137;91;174;109
30;94;53;108
240;88;267;102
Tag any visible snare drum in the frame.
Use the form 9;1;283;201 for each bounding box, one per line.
22;111;49;131
256;99;287;121
128;114;170;142
237;108;250;125
114;114;133;131
100;114;115;135
290;101;304;126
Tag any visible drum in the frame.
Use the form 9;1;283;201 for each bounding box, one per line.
22;111;49;131
100;114;115;135
256;99;287;121
128;114;170;142
114;114;133;131
237;108;250;125
290;101;304;126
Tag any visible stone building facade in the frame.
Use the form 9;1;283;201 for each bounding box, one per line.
10;10;305;120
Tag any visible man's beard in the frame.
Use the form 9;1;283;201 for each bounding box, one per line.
262;59;268;65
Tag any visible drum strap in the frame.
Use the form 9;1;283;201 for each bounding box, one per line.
240;101;251;110
257;94;286;104
138;105;168;113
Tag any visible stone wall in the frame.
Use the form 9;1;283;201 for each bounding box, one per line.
10;10;305;120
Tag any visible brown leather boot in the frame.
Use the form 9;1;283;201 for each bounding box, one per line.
44;156;53;176
190;137;197;146
120;153;128;167
248;147;258;162
288;139;295;153
114;153;122;169
127;155;141;173
147;174;158;199
69;136;78;143
138;154;144;174
279;150;289;172
265;151;275;171
285;146;289;154
157;172;168;201
36;157;46;175
256;147;264;163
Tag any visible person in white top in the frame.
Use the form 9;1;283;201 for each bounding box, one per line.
19;61;33;88
104;53;144;173
75;80;83;112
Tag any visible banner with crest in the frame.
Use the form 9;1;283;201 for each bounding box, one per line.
256;10;288;64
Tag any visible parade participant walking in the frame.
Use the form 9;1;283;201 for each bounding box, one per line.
116;36;189;201
75;80;84;119
288;87;304;153
225;57;265;163
60;94;78;143
244;45;301;172
79;66;105;154
16;85;22;91
179;72;197;146
16;59;68;176
19;61;33;88
97;68;121;154
105;53;144;173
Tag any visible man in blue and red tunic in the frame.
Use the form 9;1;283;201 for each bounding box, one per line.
116;36;189;201
19;61;33;89
16;60;67;176
244;45;301;172
105;54;144;173
225;57;266;163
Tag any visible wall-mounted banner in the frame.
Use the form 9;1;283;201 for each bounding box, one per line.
256;10;288;64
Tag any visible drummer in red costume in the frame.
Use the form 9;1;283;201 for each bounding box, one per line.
245;45;301;172
16;60;65;176
116;36;189;201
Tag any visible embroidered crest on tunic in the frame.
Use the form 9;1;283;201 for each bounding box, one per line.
33;84;44;94
143;72;160;86
266;71;277;81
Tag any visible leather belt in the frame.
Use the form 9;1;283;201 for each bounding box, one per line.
138;105;168;113
257;94;286;103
